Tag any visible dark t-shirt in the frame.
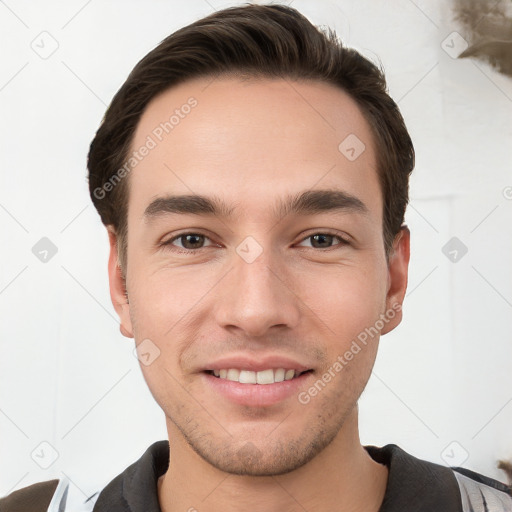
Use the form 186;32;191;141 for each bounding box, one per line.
2;440;511;511
91;440;512;512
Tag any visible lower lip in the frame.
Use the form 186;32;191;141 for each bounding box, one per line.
202;371;313;407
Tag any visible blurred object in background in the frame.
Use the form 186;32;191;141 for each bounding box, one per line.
453;0;512;76
498;458;512;488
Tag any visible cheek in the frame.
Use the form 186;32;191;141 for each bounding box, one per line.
129;269;211;335
295;262;388;338
128;271;209;383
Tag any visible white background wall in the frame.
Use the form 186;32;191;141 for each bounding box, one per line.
1;0;511;501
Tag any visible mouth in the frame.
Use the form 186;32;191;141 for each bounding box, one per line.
204;368;314;384
202;367;315;407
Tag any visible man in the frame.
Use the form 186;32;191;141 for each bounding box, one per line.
2;3;511;511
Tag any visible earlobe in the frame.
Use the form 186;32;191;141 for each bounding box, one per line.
381;225;410;335
107;227;134;339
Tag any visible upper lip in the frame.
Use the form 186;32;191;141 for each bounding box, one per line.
202;354;312;373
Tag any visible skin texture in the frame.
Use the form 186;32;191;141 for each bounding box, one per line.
107;77;410;511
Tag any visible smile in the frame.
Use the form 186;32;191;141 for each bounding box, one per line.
205;368;312;384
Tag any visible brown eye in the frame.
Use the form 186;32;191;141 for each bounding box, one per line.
163;233;214;253
177;234;206;249
310;234;335;249
297;232;349;250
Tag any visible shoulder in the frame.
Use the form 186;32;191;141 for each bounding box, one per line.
451;466;512;511
0;441;169;512
365;443;512;511
0;478;69;512
0;477;98;512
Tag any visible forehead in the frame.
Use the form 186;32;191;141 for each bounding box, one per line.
127;76;381;222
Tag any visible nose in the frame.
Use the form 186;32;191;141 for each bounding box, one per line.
214;245;301;338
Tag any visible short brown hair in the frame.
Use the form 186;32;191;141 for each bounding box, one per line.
88;3;414;274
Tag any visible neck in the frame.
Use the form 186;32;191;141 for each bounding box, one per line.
158;408;388;512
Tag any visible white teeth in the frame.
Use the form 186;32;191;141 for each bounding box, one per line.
284;369;295;381
274;368;285;382
211;368;306;384
226;369;240;382
239;370;257;384
256;369;274;385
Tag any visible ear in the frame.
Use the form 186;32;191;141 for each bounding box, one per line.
381;226;410;335
107;227;134;338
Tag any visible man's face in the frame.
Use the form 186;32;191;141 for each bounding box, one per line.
108;77;408;475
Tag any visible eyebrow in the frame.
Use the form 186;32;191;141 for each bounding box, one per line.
143;189;369;222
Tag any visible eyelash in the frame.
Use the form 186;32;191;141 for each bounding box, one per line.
160;231;351;255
